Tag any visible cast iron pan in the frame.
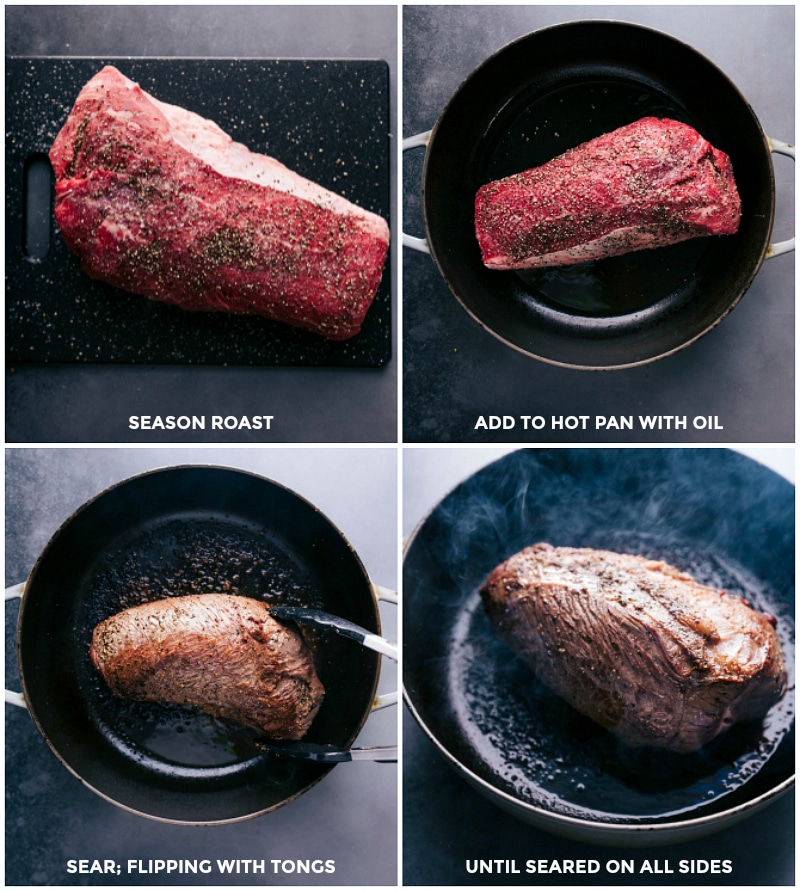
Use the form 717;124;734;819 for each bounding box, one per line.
406;21;792;368
11;466;382;824
403;449;795;845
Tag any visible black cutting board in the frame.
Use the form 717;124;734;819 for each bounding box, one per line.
6;57;391;366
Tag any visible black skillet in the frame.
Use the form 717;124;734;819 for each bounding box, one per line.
8;466;388;824
403;21;794;368
402;449;795;845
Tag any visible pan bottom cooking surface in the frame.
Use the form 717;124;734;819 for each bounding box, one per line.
479;75;718;321
448;534;794;824
75;513;325;779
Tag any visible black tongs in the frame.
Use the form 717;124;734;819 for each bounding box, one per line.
265;605;398;763
261;741;398;763
268;605;398;661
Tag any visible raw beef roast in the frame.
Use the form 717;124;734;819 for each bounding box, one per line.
475;117;741;270
480;544;786;753
90;594;324;739
50;65;389;340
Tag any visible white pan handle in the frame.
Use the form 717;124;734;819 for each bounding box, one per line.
5;583;27;708
402;130;432;254
766;137;795;258
371;582;398;710
373;584;398;605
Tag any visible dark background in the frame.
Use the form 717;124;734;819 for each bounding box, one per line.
6;447;398;886
402;5;794;443
5;5;397;443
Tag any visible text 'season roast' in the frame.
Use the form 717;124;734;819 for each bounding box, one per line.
403;449;794;845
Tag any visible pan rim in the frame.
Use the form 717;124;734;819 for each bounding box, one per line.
14;463;382;825
402;687;795;839
419;18;776;370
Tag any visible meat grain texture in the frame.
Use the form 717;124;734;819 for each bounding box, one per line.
480;543;786;753
90;594;324;740
50;65;390;340
475;117;741;270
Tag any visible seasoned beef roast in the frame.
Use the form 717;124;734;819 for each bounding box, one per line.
90;594;324;739
480;543;786;753
50;65;390;340
474;117;741;270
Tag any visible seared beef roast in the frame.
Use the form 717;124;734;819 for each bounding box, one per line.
474;117;741;269
50;66;390;340
90;594;324;739
480;544;786;753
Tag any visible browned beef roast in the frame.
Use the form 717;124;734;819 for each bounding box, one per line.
480;543;786;753
90;594;324;740
474;117;741;269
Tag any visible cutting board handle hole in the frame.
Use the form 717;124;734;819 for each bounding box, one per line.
23;154;53;261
